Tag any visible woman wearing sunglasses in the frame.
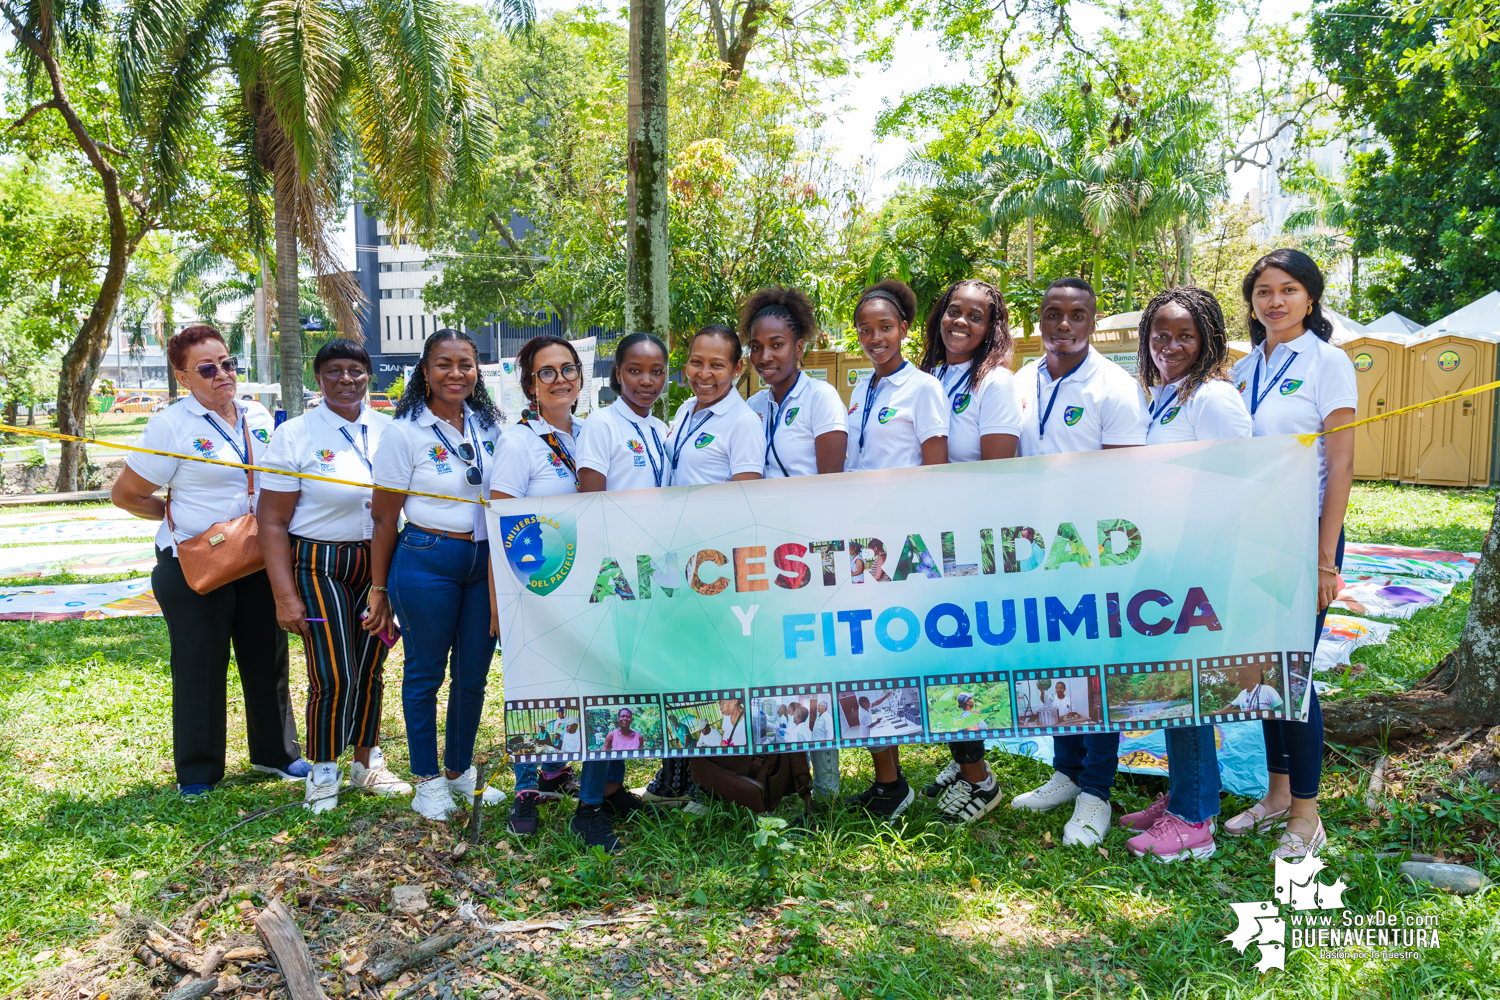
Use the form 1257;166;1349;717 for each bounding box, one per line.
111;325;307;799
487;336;648;849
370;329;504;821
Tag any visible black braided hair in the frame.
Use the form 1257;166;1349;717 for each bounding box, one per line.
1241;248;1333;347
517;334;583;413
392;329;500;429
738;287;819;342
609;332;669;394
854;278;918;326
1136;286;1233;401
920;279;1013;393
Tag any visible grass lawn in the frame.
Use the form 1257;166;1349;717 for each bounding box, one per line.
1;484;1498;999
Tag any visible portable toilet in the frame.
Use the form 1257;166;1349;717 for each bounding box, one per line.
1402;292;1500;486
1093;311;1143;375
1010;333;1044;371
835;351;875;407
1226;341;1252;364
1341;332;1414;481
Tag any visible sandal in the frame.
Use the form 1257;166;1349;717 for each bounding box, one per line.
1271;819;1326;859
1222;801;1290;836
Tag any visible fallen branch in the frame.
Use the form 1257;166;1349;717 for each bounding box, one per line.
144;929;202;972
1365;756;1387;813
197;944;226;979
363;931;466;984
492;972;552;1000
1437;727;1479;754
254;897;328;1000
175;888;230;934
163;977;218;1000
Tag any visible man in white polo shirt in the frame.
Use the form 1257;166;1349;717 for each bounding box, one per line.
1009;277;1148;848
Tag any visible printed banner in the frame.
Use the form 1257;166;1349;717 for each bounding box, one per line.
489;434;1319;761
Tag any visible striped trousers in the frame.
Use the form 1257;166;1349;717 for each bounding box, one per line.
293;537;389;762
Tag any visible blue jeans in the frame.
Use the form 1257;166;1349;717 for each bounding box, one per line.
390;526;495;779
1053;733;1120;800
579;761;625;805
1262;527;1343;800
1165;725;1220;823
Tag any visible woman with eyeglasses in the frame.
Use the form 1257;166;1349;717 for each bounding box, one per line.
369;330;504;821
111;325;307;799
257;340;409;814
487;335;650;850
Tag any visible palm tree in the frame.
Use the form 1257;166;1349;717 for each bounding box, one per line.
1281;164;1359;317
118;0;497;418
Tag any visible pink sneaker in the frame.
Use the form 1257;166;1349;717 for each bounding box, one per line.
1119;793;1169;831
1126;813;1217;862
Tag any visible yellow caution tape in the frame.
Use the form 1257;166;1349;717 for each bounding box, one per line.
0;422;488;506
1295;378;1500;447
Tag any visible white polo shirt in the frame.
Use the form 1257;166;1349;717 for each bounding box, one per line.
747;373;848;478
575;401;670;490
489;415;581;498
935;360;1024;463
1230;331;1358;504
1016;347;1148;456
665;391;764;486
1144;377;1251;446
127;394;275;554
372;403;502;535
260;403;392;542
845;362;949;471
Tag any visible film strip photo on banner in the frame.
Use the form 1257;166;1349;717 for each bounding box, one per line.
1286;650;1314;719
922;671;1015;741
1105;660;1195;731
1015;666;1103;734
750;683;836;752
1196;651;1286;722
663;690;749;757
836;676;925;748
583;694;665;761
504;697;583;763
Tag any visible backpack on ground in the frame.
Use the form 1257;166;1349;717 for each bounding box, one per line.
689;752;812;813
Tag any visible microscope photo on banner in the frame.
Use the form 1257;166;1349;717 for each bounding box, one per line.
488;435;1320;763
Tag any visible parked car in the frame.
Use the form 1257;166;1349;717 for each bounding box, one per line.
110;394;157;413
369;392;394;411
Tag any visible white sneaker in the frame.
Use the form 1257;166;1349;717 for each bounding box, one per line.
447;766;506;806
1062;792;1112;846
1009;771;1081;812
411;775;456;821
303;769;340;814
682;800;711;816
349;749;413;797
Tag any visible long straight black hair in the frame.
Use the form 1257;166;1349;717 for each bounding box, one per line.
393;329;500;428
1242;248;1333;347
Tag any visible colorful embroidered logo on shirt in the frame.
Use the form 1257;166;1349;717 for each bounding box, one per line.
693;432;715;449
428;445;454;473
191;438;214;455
1279;378;1303;396
783;406;799;426
1438;350;1462;371
1063;405;1084;426
626;438;645;454
952;394;971;415
1159;406;1181;425
1237;380;1247;393
483;440;495;456
1353;353;1374;372
314;448;336;463
253;428;271;443
877;406;897;424
847;403;857;414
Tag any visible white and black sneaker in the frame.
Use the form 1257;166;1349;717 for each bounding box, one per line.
922;760;962;800
937;776;1002;826
845;776;915;823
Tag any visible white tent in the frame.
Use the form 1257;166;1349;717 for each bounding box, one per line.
1414;290;1500;344
1325;307;1368;346
1363;311;1423;340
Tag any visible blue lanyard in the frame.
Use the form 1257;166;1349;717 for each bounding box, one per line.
1035;365;1076;440
1250;348;1298;416
1149;384;1180;421
432;416;484;477
937;364;969;405
202;413;247;465
763;374;800;471
338;423;371;473
858;362;906;451
670;407;715;473
627;418;666;488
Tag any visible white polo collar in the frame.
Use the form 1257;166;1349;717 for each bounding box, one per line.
1037;346;1101;385
313;401;369;431
878;361;918;387
1262;330;1321;361
768;372;814;406
694;390;745;417
180;393;244;421
522;413;580;437
413;402;477;428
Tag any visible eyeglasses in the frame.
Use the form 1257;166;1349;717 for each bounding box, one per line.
186;359;238;379
451;441;483;485
534;364;583;384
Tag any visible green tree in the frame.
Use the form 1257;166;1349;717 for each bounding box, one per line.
1280;160;1362;317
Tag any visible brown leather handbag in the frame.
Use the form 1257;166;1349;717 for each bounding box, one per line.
169;418;264;594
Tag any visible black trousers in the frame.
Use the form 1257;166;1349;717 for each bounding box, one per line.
153;548;299;786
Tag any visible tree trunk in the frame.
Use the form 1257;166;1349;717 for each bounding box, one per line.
625;0;670;342
274;169;303;420
723;0;769;84
1323;492;1500;744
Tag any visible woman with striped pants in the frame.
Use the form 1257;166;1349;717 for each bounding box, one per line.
259;341;411;812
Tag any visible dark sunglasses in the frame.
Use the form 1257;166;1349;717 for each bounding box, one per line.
187;359;238;379
451;442;482;485
534;364;583;384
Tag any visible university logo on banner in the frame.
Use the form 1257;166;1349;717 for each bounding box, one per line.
500;514;578;596
1063;405;1084;426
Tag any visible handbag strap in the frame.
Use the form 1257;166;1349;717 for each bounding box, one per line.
164;409;256;537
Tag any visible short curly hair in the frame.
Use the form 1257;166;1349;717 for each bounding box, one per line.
854;278;918;326
739;287;819;343
167;325;228;371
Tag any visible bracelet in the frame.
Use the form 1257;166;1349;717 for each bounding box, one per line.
371;585;389;593
1319;565;1340;575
